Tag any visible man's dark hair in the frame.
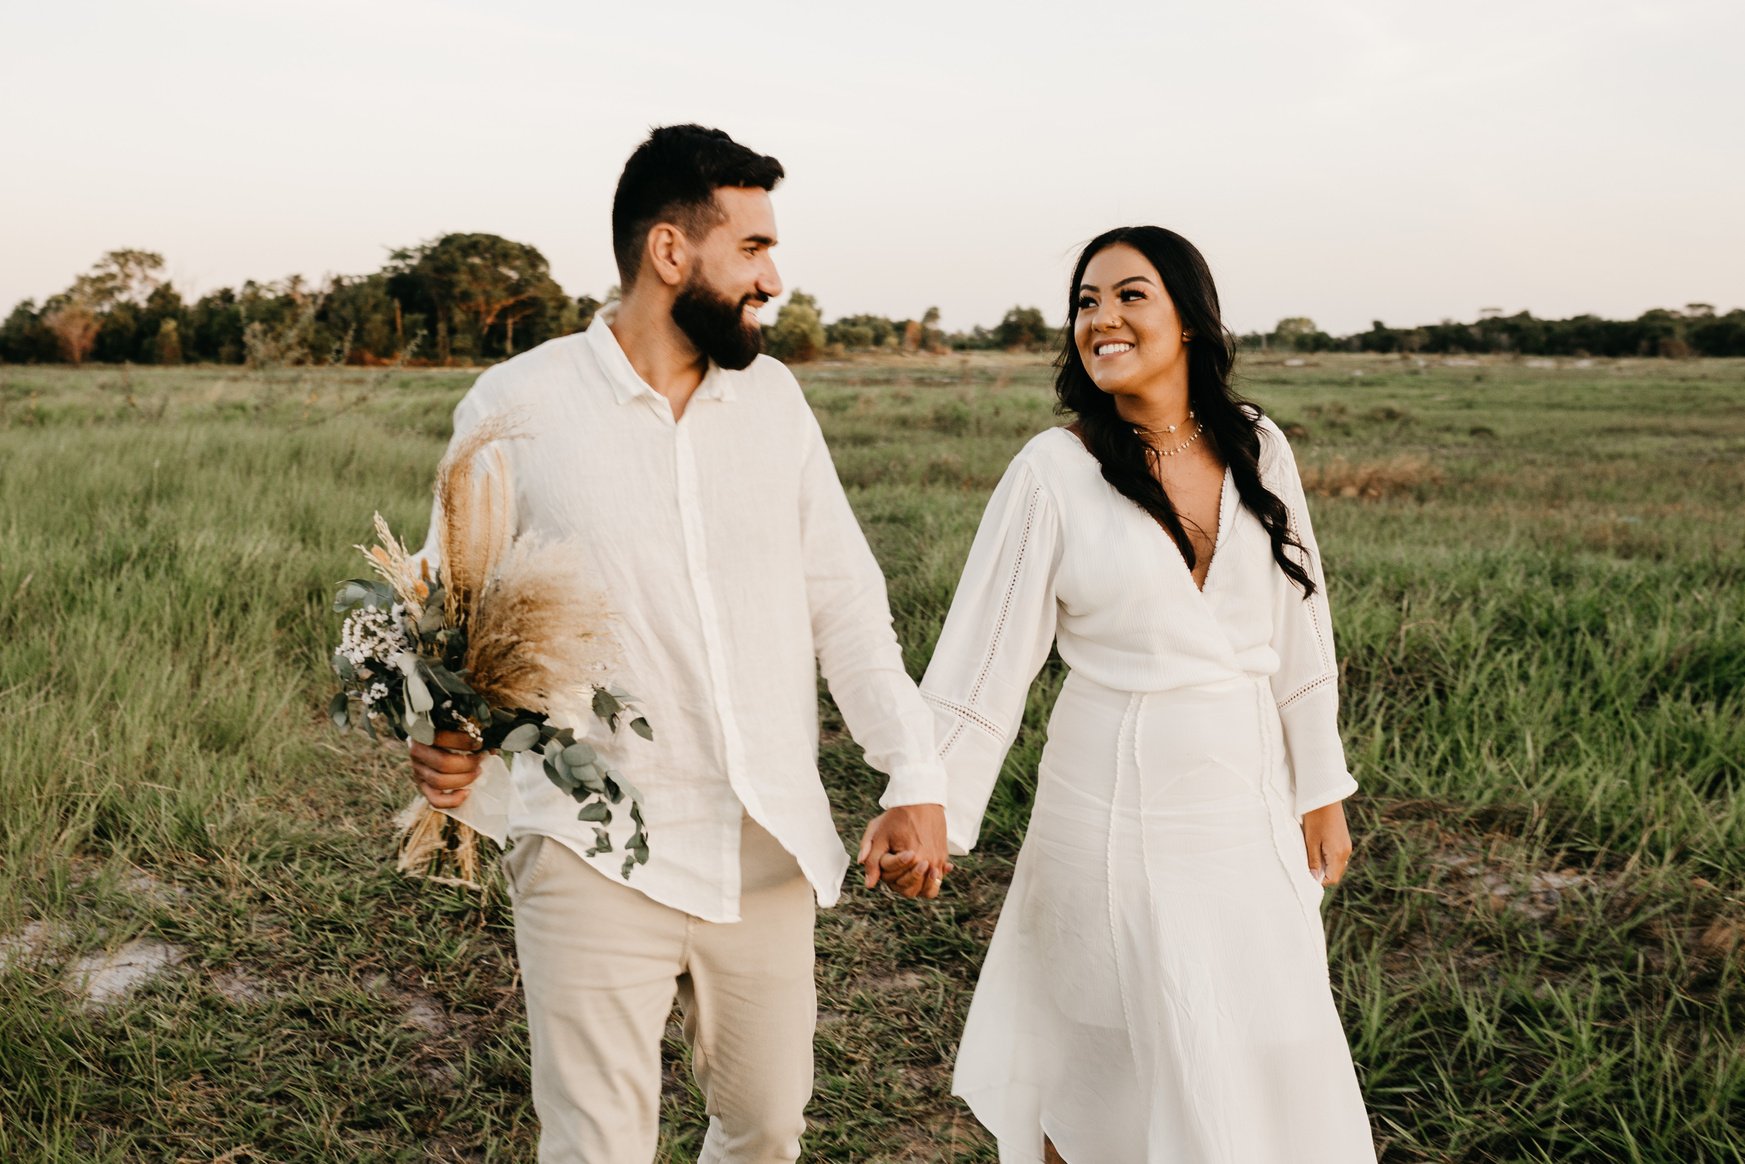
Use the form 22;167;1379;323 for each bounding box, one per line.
611;124;784;287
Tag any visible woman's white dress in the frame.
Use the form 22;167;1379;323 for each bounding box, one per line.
919;419;1376;1164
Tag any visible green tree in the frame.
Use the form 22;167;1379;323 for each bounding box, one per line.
386;233;566;361
78;249;167;311
826;313;900;350
1272;317;1320;351
0;300;59;362
995;306;1051;351
320;274;397;361
766;291;826;363
186;288;247;363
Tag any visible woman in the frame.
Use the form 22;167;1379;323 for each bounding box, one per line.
918;227;1376;1163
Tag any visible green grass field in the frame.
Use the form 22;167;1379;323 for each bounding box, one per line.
1;352;1741;1162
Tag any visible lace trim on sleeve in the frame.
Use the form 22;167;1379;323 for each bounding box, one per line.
1285;505;1333;672
921;691;1003;739
1276;671;1337;711
935;477;1043;758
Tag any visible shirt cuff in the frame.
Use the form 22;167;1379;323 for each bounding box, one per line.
1295;774;1359;820
876;761;949;812
1277;682;1356;819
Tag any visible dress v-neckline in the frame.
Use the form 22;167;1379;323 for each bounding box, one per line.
1056;426;1233;595
1183;466;1232;594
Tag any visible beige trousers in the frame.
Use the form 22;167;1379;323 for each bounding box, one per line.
505;818;816;1163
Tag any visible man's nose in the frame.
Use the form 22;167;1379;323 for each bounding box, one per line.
759;259;783;301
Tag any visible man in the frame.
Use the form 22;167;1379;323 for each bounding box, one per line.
408;124;950;1162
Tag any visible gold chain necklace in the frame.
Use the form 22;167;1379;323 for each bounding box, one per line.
1139;411;1201;458
1136;408;1194;437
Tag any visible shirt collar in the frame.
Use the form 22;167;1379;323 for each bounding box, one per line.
583;309;739;406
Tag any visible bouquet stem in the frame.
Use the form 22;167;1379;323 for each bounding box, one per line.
395;799;485;888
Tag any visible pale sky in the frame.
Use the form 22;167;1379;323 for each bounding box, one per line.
2;0;1740;336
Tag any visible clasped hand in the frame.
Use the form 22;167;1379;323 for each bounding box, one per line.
857;803;951;899
412;739;953;899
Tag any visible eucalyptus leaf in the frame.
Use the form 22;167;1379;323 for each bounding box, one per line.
404;669;433;713
335;578;394;611
577;800;611;823
629;716;653;741
408;714;435;746
542;754;578;794
425;664;470;696
328;691;349;728
562;741;597;767
592;687;622;720
610;769;645;805
500;722;540;752
333;580;372;612
331;652;356;681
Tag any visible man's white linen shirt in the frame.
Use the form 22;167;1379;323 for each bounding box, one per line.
419;317;947;923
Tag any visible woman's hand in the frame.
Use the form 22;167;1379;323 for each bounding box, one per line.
1301;800;1352;886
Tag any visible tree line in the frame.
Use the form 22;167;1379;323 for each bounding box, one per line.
1248;307;1745;359
3;239;1739;365
0;239;1057;369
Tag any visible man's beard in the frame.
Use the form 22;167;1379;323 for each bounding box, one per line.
671;272;765;371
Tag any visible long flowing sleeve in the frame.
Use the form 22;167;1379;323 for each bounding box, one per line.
920;456;1062;854
1264;425;1359;818
798;412;949;811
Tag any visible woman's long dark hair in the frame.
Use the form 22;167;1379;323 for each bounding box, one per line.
1056;225;1314;596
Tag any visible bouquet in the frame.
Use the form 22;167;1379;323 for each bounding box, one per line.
328;417;652;886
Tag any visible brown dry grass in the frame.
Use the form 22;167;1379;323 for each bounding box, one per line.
1301;454;1443;500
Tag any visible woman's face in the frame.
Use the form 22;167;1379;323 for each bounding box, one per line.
1072;243;1189;401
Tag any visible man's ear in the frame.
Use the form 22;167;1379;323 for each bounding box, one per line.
645;223;689;289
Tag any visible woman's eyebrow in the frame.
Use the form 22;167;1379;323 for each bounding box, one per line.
1078;275;1156;293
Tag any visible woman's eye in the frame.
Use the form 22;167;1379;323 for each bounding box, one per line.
1076;296;1096;310
1119;289;1145;302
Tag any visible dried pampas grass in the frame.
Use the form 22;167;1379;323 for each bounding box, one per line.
395;799;483;888
386;411;623;890
465;537;619;713
437;415;519;626
357;512;428;613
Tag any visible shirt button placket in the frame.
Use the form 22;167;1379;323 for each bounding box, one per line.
672;421;744;915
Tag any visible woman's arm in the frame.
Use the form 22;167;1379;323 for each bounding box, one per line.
1262;423;1360;837
918;453;1063;855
